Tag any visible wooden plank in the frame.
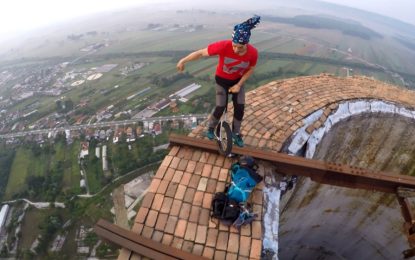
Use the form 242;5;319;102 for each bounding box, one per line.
168;133;415;193
95;219;209;260
95;224;175;260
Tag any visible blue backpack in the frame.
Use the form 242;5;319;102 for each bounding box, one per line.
227;162;263;203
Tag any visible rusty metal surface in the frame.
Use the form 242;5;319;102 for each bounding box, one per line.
94;219;209;260
169;134;415;193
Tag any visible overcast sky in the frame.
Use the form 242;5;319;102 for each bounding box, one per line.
0;0;414;39
322;0;415;25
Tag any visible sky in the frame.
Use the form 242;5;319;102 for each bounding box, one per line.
322;0;415;25
0;0;414;39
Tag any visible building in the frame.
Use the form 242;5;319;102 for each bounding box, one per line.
0;204;10;231
122;75;415;259
102;145;108;171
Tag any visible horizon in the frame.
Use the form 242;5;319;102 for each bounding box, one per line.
0;0;414;43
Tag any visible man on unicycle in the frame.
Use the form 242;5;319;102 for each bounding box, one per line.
176;15;260;147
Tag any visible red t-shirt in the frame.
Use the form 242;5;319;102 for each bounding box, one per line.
207;40;258;80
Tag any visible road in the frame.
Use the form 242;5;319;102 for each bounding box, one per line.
0;114;208;139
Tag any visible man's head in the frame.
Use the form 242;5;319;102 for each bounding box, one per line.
232;42;247;55
232;15;261;45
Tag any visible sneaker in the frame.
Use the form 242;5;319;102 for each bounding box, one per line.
206;127;215;140
232;133;244;147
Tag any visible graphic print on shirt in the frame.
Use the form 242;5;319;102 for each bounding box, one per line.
223;57;249;76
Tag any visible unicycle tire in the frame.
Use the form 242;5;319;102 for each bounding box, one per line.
215;121;232;156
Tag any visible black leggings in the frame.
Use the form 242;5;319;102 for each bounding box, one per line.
208;83;245;133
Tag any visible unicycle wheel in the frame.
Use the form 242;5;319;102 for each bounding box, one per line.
215;121;232;156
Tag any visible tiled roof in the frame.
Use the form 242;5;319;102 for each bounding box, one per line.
191;74;415;152
125;74;415;259
131;146;265;259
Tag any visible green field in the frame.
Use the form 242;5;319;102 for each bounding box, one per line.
4;148;41;199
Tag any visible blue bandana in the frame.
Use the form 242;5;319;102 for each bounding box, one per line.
232;15;261;44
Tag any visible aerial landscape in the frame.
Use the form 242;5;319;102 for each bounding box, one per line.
1;0;415;259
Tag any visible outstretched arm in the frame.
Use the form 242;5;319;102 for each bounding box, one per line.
176;48;209;72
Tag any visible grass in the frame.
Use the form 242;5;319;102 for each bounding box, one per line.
4;148;33;199
19;208;52;250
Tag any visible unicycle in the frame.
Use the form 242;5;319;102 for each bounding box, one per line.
214;94;233;156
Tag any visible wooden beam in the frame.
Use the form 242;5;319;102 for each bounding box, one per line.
94;219;209;260
169;134;415;193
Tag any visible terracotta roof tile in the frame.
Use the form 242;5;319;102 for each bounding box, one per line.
164;216;178;234
202;164;212;178
150;194;164;211
193;191;204;207
135;207;149;224
183;188;196;203
215;182;226;193
199;152;209;163
219;221;230;232
156;179;169;194
206;228;218;247
203;247;215;259
214;250;226;260
215;156;225;167
185;160;197;173
192;244;204;256
218;168;229;182
174;184;187;200
250;239;262;259
182;241;194;253
145;210;158;228
188;175;201;189
189;206;201;223
171;170;184;183
152;230;163;243
202;193;213;209
171;237;184;250
179;203;191;220
251;221;262;240
227;233;239;254
175;219;188;238
170;199;182;217
193;162;204;175
180;172;192;186
132;223;144;234
141;226;153;239
182;147;193;160
141;192;155;208
197;177;208;192
160;197;173;214
147;179;161;193
191;150;202;161
154;165;167;179
163;168;175;182
162;233;173;246
168;146;180;157
170;157;181;169
207;153;217;165
226;253;238;260
184;222;197;241
177;159;188;171
165;182;178;198
195;225;208;244
239;235;251;257
155;213;168;231
206;179;217;193
199;208;210;226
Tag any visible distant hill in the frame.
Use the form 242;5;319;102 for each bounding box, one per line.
311;0;415;36
264;15;382;40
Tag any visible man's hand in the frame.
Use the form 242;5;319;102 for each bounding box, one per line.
176;60;185;72
229;84;241;93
